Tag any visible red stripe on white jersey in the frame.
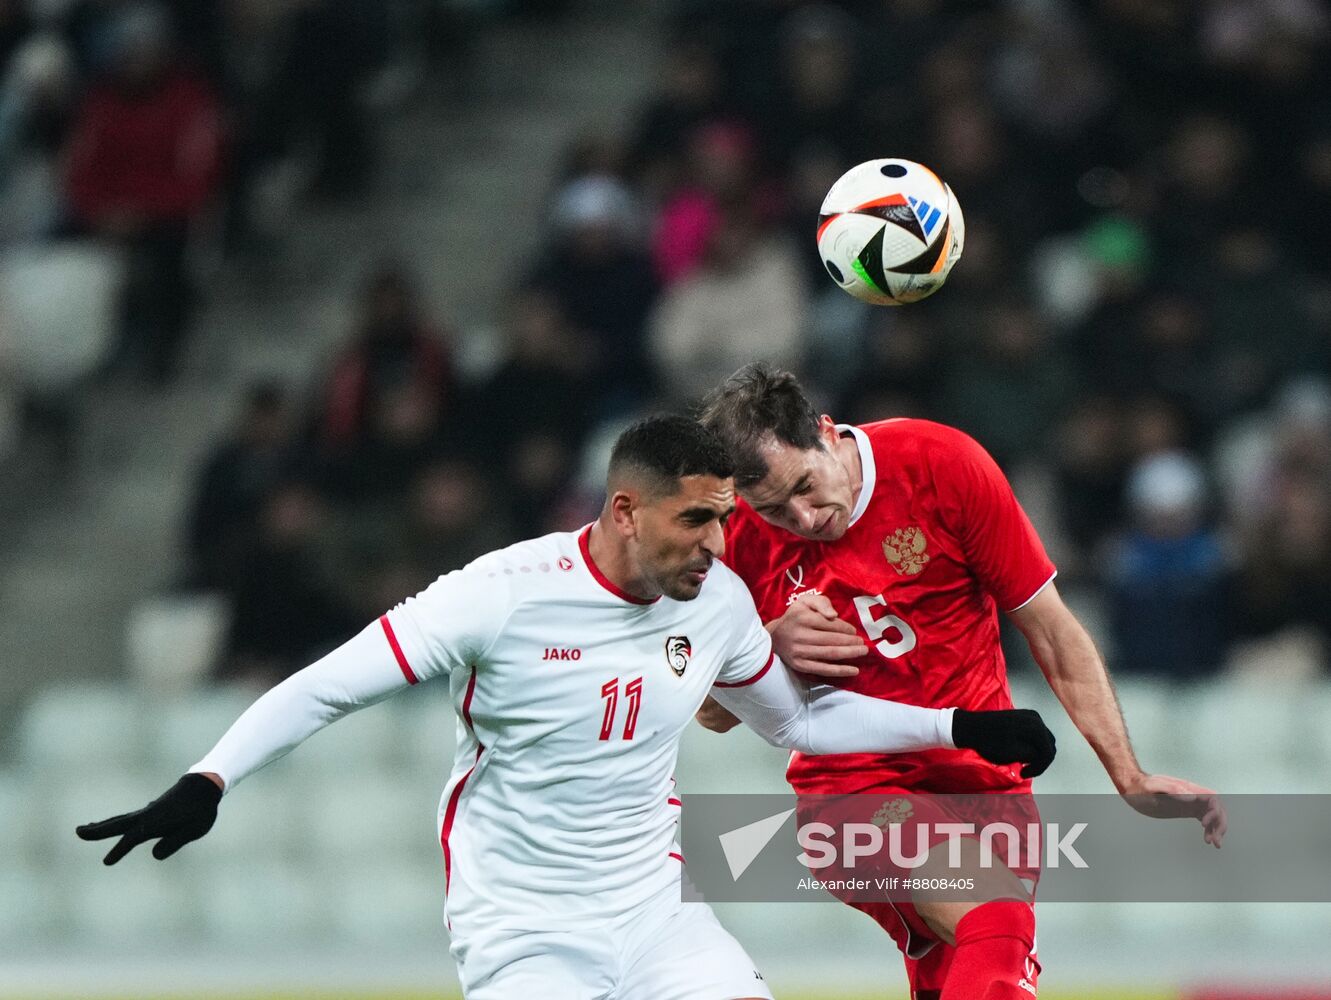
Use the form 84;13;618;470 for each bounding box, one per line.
442;666;483;900
441;745;482;896
379;615;418;685
714;649;775;688
669;851;685;863
461;665;478;731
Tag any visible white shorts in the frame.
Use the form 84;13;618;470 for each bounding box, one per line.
452;886;773;1000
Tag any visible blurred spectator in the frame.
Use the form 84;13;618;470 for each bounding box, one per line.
321;377;448;505
1192;226;1321;414
35;0;1329;690
628;40;728;197
317;263;456;453
529;175;658;407
469;288;598;537
752;3;867;172
0;33;77;241
334;456;515;618
668;0;803;120
1105;452;1229;679
651;121;758;287
0;0;31;72
836;310;944;425
990;4;1116;171
941;298;1075;467
63;3;222;382
1215;378;1331;531
1050;396;1129;564
260;0;388;199
1232;464;1331;654
185;381;297;588
218;478;356;685
1288;126;1331;263
925;99;1049;253
649;199;806;401
557;129;630;190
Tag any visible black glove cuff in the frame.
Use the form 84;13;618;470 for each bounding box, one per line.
950;708;982;750
175;772;223;807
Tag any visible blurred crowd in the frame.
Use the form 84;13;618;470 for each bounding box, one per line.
0;0;548;414
7;0;1331;685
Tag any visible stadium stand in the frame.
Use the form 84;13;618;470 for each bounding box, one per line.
0;0;1328;996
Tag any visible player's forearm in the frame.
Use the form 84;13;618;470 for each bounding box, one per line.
803;687;955;755
712;659;953;755
1024;613;1141;790
189;621;410;791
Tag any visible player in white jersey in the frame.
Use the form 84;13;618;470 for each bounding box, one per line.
78;416;1055;999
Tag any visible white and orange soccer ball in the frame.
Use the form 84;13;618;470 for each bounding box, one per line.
816;158;965;305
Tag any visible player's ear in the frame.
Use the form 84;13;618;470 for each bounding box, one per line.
608;490;639;538
817;414;839;447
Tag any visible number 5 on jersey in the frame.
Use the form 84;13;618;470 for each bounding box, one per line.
599;677;643;740
852;593;918;658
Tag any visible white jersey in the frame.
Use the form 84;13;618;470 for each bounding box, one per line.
382;526;773;926
191;524;954;951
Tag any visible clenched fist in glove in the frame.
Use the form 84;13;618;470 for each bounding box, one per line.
951;707;1057;778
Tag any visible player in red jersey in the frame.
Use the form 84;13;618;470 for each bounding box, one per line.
697;364;1226;1000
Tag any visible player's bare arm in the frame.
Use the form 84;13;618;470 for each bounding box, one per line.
1010;581;1227;847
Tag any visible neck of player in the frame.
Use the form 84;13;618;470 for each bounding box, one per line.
835;430;864;510
587;519;660;602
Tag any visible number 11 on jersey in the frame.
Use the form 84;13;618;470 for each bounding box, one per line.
599;677;643;740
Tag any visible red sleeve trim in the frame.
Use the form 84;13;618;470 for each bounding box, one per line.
379;615;418;685
714;649;775;688
668;851;685;863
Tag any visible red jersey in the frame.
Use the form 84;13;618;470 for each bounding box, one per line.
722;419;1056;795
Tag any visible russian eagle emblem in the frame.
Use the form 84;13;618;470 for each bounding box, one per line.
883;526;930;575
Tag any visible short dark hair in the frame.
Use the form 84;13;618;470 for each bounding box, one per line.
607;414;734;496
698;363;822;488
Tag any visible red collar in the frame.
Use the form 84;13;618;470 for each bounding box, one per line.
578;525;660;605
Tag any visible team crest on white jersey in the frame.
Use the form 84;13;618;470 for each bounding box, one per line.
665;635;692;676
784;564;823;606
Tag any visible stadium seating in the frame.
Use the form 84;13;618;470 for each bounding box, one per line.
11;674;1329;984
125;593;232;693
0;241;123;397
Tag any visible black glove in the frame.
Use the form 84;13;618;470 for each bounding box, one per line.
76;773;223;865
951;708;1056;778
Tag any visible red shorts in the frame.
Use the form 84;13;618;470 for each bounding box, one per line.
794;786;1042;997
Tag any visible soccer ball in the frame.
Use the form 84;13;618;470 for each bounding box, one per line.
817;158;965;305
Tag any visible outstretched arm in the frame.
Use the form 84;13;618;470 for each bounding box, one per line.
187;618;417;791
1010;582;1226;847
77;565;508;864
711;657;1056;775
75;619;419;865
